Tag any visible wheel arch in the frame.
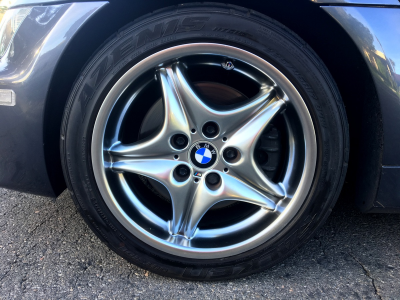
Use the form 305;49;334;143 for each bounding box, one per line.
44;0;382;209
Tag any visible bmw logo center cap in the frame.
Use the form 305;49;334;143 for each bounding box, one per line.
189;142;218;169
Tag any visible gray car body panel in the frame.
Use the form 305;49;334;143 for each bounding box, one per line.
0;2;107;197
323;6;400;211
9;0;99;8
313;0;400;5
323;6;400;166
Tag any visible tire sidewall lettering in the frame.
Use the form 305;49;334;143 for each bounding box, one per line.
78;16;210;120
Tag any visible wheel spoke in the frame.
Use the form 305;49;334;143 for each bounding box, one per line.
112;159;193;206
169;180;198;236
111;159;183;182
223;99;287;198
174;171;277;239
112;158;196;237
168;63;276;135
108;67;191;158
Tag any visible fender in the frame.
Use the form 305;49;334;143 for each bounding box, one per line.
312;0;400;5
9;0;103;8
322;6;400;211
0;2;108;197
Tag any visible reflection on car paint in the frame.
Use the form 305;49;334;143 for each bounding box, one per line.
323;6;400;165
0;2;107;196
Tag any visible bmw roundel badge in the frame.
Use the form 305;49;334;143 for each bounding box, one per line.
195;147;212;164
189;142;218;169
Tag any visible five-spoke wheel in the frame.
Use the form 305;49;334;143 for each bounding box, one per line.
91;43;316;258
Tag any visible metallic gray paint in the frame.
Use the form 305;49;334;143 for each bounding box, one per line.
323;6;400;210
313;0;400;5
9;0;96;8
323;7;400;166
12;0;400;8
0;2;107;197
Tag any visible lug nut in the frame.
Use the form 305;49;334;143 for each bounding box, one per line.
171;134;188;149
174;165;190;182
226;149;237;159
206;173;221;186
178;166;189;177
176;136;186;146
206;126;216;135
202;122;219;138
223;147;238;162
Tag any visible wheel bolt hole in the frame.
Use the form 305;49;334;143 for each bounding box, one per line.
224;168;229;173
171;134;188;150
202;121;219;138
223;147;240;163
174;165;190;182
174;155;179;160
206;173;221;190
222;137;227;142
194;178;199;183
191;128;196;134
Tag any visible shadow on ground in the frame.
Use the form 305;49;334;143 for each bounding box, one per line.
0;184;399;299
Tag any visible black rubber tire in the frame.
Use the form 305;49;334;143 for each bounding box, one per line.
61;3;349;280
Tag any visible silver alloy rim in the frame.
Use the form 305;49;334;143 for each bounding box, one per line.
91;43;317;259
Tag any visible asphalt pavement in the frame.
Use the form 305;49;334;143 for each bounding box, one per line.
0;185;399;299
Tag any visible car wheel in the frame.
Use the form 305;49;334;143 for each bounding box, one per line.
61;3;349;280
